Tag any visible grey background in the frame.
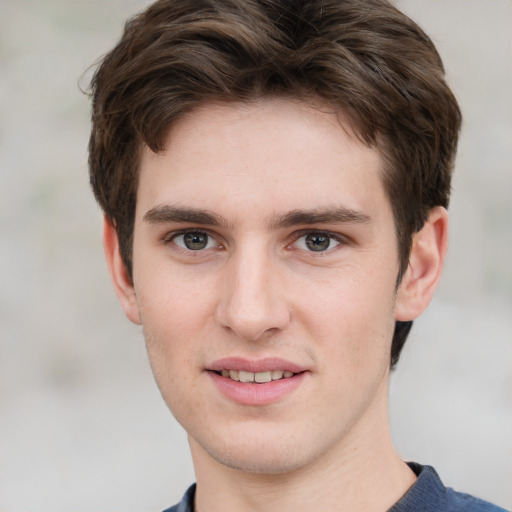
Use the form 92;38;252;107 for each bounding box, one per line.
0;1;510;511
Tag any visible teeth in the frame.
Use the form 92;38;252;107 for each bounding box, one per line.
220;369;296;383
255;371;272;383
239;370;254;383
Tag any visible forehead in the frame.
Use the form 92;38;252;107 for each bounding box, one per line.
136;98;389;223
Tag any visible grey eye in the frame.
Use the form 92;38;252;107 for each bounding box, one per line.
183;232;208;250
292;232;341;252
304;233;332;251
173;231;214;251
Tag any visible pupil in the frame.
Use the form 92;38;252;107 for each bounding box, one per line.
184;232;208;250
305;233;330;251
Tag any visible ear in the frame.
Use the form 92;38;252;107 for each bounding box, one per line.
102;216;141;325
395;207;449;321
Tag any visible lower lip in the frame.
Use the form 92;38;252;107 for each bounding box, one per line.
208;371;306;406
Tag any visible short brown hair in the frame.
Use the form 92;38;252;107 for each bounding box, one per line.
88;0;461;366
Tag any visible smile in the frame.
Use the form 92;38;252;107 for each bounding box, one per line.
218;369;296;383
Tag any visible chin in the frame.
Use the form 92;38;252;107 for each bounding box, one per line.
193;429;319;475
209;448;309;475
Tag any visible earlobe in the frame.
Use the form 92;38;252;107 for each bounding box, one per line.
102;217;141;325
395;207;449;321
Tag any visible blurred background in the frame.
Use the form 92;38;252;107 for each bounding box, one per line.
0;0;511;511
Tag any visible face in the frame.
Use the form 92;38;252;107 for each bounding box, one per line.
122;98;405;474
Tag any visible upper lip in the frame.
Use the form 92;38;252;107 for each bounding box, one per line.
208;356;307;374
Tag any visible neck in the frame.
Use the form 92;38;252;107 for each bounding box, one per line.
189;385;416;512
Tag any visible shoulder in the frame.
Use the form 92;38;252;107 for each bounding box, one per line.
161;484;196;512
390;463;509;512
445;487;509;512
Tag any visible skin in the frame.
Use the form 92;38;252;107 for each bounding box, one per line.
104;98;448;512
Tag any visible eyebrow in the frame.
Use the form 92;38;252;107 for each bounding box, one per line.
269;207;372;228
143;205;229;227
143;204;372;229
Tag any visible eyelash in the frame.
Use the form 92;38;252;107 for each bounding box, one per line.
163;228;349;254
164;230;221;252
288;230;349;253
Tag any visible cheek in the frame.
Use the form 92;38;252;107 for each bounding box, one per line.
140;305;204;424
299;267;396;370
135;263;217;335
133;276;210;389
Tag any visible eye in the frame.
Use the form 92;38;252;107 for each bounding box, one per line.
171;231;217;251
293;232;341;252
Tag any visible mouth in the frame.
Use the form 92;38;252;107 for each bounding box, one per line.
208;364;306;405
215;369;297;383
207;357;307;404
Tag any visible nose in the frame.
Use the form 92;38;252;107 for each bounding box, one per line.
216;243;291;341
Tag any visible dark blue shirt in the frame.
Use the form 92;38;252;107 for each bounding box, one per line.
162;463;509;512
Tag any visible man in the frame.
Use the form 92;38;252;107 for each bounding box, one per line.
87;1;507;511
